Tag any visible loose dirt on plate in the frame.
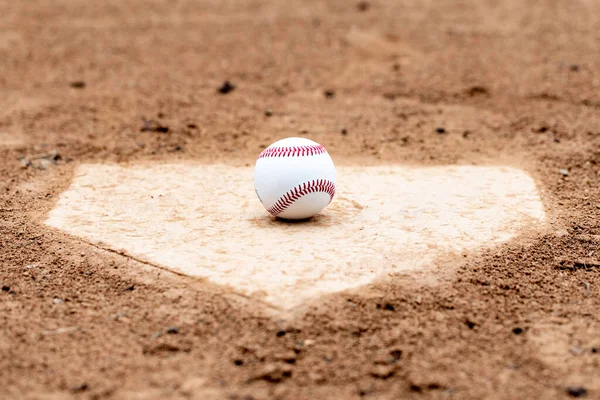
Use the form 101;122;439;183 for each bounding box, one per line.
1;1;600;399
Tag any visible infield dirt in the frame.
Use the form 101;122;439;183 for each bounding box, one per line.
1;1;600;399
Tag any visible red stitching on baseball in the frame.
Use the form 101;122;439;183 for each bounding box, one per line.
267;179;336;216
258;145;327;159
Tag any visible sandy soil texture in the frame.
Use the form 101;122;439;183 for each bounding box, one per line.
1;0;600;399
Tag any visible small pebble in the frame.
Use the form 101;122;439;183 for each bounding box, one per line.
264;109;273;117
52;298;64;304
512;327;524;335
1;285;9;292
436;127;446;134
70;81;86;89
566;386;587;397
341;128;348;135
324;90;335;98
166;326;179;334
555;229;569;237
559;169;569;176
71;383;89;393
217;81;235;94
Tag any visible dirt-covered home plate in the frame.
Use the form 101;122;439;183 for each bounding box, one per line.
45;163;546;311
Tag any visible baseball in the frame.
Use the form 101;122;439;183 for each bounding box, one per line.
254;137;336;220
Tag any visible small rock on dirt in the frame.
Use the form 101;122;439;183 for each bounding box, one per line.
559;169;569;176
389;349;402;362
71;383;89;393
274;351;297;364
555;229;569;237
436;127;446;134
1;285;9;292
166;326;179;334
218;81;236;94
566;387;587;397
324;89;335;98
141;119;169;133
19;150;62;170
70;81;86;89
264;109;273;117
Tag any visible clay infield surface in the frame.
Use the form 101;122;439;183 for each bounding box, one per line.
1;1;600;399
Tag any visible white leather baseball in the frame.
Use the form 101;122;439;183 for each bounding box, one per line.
254;137;336;220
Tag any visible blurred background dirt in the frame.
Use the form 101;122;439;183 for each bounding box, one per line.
1;0;600;399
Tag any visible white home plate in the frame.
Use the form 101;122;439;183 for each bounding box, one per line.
46;163;546;310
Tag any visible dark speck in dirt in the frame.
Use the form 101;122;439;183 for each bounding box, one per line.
70;81;86;89
71;383;89;393
566;387;587;397
218;81;236;94
357;1;370;12
141;119;169;133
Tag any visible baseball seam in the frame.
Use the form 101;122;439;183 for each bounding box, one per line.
267;179;336;216
258;145;326;159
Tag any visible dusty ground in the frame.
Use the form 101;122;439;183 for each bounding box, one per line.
1;0;600;399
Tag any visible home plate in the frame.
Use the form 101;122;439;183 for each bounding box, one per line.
45;163;546;310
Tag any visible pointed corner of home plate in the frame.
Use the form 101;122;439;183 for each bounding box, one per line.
45;163;547;313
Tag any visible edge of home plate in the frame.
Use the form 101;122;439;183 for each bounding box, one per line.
45;163;546;312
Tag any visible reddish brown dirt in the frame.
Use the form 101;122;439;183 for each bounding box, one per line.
1;1;600;399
